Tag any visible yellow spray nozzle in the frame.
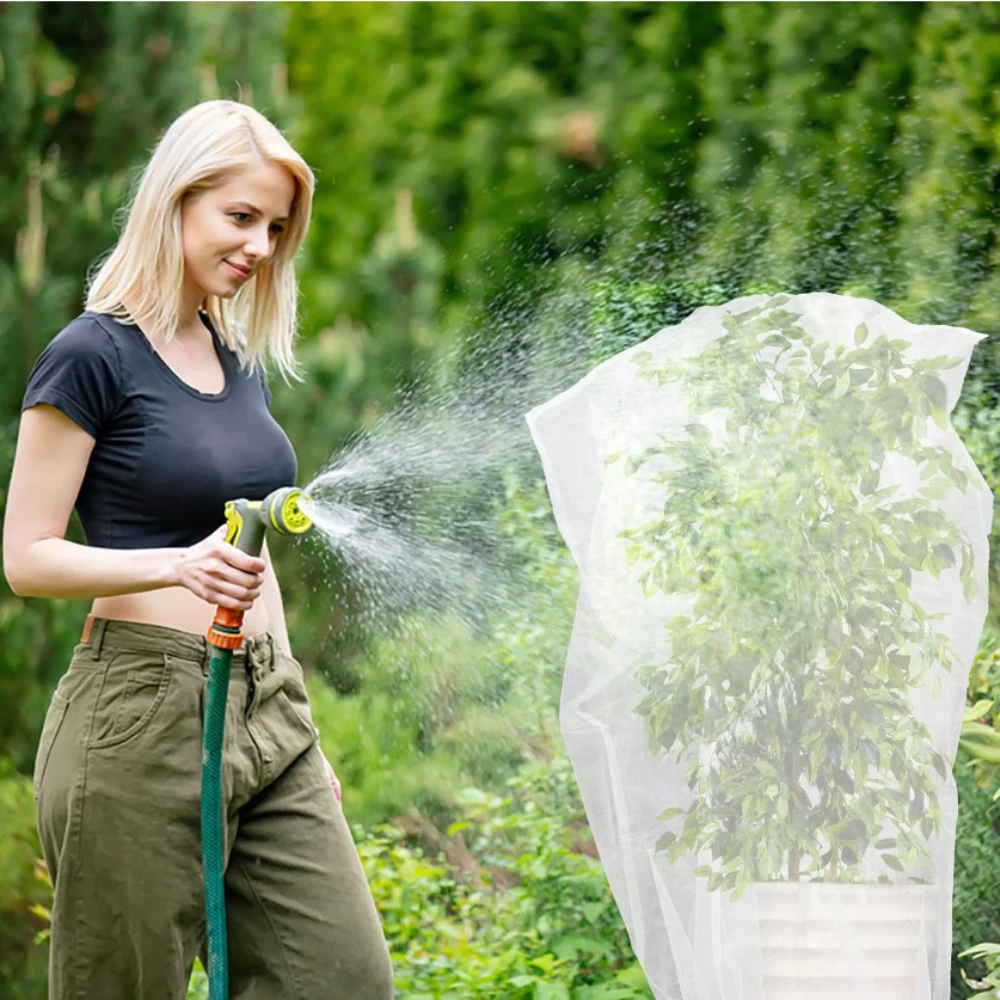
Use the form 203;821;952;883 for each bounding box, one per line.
223;487;313;557
263;487;312;536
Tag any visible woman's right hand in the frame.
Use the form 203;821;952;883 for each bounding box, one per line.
175;525;267;611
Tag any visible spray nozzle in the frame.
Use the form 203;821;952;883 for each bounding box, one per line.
224;487;313;558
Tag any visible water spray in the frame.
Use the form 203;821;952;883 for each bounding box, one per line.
203;486;312;1000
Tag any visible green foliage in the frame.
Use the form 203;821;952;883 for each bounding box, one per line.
580;280;1000;995
621;297;977;894
286;4;1000;342
586;279;787;368
953;621;1000;994
309;475;577;830
4;4;1000;996
952;353;1000;600
359;747;651;999
953;742;1000;995
186;958;208;1000
0;764;47;999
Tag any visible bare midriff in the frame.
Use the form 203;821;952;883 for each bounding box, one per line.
91;586;271;639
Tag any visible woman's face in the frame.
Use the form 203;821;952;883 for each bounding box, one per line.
180;161;296;307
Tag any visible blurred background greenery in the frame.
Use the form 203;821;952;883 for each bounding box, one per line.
3;3;1000;997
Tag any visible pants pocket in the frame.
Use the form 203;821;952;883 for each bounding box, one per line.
277;650;319;736
34;691;70;802
88;652;174;750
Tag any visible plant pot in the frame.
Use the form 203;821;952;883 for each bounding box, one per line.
755;881;938;1000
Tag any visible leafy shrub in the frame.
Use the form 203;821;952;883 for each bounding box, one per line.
953;746;1000;995
359;746;652;999
0;763;48;1000
952;622;1000;995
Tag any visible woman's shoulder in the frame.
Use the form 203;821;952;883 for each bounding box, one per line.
23;313;129;435
46;311;130;357
34;312;125;371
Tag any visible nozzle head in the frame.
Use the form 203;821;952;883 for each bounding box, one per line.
263;487;312;536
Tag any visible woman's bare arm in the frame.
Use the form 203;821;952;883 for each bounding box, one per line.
3;405;264;609
260;539;292;655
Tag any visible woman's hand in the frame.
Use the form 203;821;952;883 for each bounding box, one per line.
321;750;342;804
175;524;267;611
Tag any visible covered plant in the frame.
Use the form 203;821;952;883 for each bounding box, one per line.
527;293;991;998
622;296;978;895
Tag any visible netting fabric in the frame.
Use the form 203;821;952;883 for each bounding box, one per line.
526;293;991;999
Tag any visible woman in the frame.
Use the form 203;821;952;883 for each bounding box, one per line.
2;100;394;1000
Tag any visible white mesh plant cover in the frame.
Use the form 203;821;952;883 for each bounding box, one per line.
526;293;991;1000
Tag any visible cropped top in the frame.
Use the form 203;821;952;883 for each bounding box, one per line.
21;311;298;549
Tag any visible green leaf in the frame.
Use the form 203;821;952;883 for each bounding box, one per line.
833;768;855;793
534;980;570;1000
658;807;685;822
552;935;615;961
960;721;1000;763
870;484;900;502
925;375;948;414
843;819;866;841
964;699;993;723
655;831;678;852
883;854;905;873
859;468;879;496
854;323;869;347
958;943;1000;960
529;954;564;975
921;477;953;500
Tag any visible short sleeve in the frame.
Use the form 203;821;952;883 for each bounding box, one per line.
21;317;123;438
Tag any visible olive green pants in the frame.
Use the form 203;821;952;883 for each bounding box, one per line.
34;618;394;1000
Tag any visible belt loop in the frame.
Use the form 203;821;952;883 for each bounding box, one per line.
91;618;109;658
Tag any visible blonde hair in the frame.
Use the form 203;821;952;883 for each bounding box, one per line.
86;100;314;380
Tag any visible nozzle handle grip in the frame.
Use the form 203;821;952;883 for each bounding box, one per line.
224;499;266;559
207;498;265;650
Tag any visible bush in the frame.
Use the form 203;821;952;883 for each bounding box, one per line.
953;746;1000;995
0;762;47;1000
359;745;652;999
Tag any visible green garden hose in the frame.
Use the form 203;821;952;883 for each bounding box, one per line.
202;643;234;995
203;487;312;1000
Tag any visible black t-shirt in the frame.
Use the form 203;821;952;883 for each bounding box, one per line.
21;311;298;549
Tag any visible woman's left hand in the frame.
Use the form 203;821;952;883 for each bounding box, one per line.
321;751;342;804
